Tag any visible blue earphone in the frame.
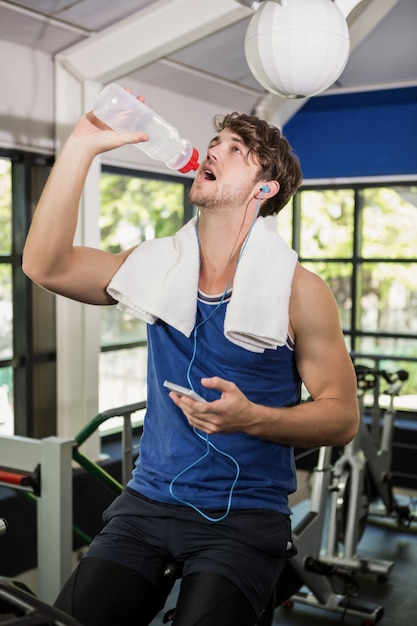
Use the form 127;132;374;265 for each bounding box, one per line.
260;184;270;193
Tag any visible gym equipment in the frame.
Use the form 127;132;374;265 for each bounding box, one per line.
275;447;384;624
322;366;414;577
274;365;411;623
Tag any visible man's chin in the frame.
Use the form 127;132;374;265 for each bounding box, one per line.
189;189;213;208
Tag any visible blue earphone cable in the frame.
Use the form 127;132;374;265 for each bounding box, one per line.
169;434;240;522
169;192;264;522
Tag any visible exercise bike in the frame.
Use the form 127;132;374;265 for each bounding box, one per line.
273;366;411;624
321;365;413;578
274;446;385;625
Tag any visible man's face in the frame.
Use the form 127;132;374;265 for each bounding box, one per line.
189;129;260;210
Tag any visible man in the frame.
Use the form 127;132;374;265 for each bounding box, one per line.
23;102;359;626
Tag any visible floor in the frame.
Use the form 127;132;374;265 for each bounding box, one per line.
150;500;417;626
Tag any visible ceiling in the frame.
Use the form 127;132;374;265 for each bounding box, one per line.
0;0;416;114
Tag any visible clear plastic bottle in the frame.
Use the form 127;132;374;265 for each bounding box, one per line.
93;83;200;173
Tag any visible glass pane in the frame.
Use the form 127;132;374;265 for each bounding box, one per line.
303;261;352;330
0;158;12;255
299;189;354;258
99;347;147;416
100;173;184;252
0;264;13;359
362;186;417;259
357;335;417;361
0;366;13;435
101;306;147;348
358;262;417;333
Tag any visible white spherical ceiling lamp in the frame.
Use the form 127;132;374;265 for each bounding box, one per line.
245;0;350;99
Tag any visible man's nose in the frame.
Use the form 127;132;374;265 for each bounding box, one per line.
207;145;219;161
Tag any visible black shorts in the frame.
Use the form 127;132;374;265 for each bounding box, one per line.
83;488;296;616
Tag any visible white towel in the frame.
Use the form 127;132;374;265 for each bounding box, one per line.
107;216;298;353
107;217;200;336
224;216;297;352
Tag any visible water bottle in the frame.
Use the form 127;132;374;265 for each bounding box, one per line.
93;83;200;173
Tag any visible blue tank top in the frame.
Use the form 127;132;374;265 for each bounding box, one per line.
128;290;301;515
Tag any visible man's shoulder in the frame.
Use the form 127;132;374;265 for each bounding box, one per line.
290;263;335;315
292;262;327;290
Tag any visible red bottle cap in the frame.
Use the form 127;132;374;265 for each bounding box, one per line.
179;147;200;173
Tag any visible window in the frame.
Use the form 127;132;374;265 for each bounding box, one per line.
0;151;55;437
98;167;193;432
287;184;417;410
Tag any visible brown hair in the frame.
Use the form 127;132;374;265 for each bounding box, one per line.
213;112;302;216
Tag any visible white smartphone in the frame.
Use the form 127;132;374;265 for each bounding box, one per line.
163;380;206;402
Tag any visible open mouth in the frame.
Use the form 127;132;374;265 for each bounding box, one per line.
203;168;216;181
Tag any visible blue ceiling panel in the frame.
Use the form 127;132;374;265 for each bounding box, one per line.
283;87;417;179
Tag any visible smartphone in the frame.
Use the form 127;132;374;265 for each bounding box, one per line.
163;380;206;402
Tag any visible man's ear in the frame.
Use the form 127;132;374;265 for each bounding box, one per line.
255;181;280;199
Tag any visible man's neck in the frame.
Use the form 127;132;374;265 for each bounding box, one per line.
196;209;258;294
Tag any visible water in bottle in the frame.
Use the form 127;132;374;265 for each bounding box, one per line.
93;83;200;173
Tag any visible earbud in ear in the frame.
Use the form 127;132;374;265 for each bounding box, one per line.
259;185;270;193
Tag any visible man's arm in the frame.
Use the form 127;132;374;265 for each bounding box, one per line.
266;263;359;446
22;110;148;304
171;264;359;447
